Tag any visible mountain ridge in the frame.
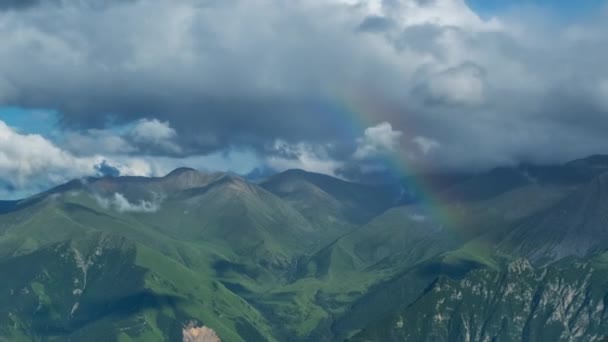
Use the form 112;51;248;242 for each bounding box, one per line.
3;156;608;341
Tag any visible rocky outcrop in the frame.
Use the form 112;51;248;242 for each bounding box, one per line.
182;321;221;342
353;257;608;341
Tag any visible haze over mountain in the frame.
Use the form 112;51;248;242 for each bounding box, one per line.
1;155;608;341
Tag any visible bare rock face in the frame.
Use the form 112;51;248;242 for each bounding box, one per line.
182;321;221;342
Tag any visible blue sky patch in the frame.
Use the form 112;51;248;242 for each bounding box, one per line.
0;107;59;136
466;0;606;19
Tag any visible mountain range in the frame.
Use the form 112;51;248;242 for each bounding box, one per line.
2;155;608;341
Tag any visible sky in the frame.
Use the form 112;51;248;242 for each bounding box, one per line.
466;0;606;18
0;0;608;198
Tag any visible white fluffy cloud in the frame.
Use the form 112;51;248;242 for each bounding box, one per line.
63;118;182;156
0;118;265;198
265;122;408;177
394;0;502;30
95;192;162;213
266;140;343;176
336;0;501;30
354;122;403;159
130;118;182;154
412;136;440;155
0;120;97;193
0;120;165;198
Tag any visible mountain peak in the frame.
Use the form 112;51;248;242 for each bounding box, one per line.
271;168;343;183
277;168;320;178
164;167;199;178
566;154;608;168
283;168;310;174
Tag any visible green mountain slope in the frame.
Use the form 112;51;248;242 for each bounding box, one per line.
3;159;608;341
0;234;275;341
262;169;399;227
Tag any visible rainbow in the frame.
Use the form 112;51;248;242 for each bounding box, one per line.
323;87;462;229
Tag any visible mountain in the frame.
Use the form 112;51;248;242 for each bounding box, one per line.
262;169;400;224
496;172;608;264
2;157;608;341
351;254;608;341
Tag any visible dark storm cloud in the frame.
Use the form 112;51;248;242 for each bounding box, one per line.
1;0;608;171
357;16;395;32
0;0;402;155
412;61;487;107
95;160;121;177
0;0;137;11
0;0;40;11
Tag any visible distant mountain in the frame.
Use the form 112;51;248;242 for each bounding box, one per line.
496;172;608;264
440;158;608;203
262;169;400;224
2;157;608;341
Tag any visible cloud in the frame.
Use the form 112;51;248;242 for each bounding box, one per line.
266;122;407;178
412;136;440;155
0;0;137;12
408;213;428;222
64;129;136;156
0;116;266;198
266;140;343;176
357;16;395;32
94;192;162;213
0;0;43;11
0;0;494;154
415;62;487;106
64;119;181;156
130;118;182;154
95;160;121;177
0;119;171;198
354;122;403;159
0;77;16;102
0;0;607;177
0;120;97;196
597;79;608;111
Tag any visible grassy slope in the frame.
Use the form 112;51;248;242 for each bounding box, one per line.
0;175;382;341
2;164;608;341
0;191;277;341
